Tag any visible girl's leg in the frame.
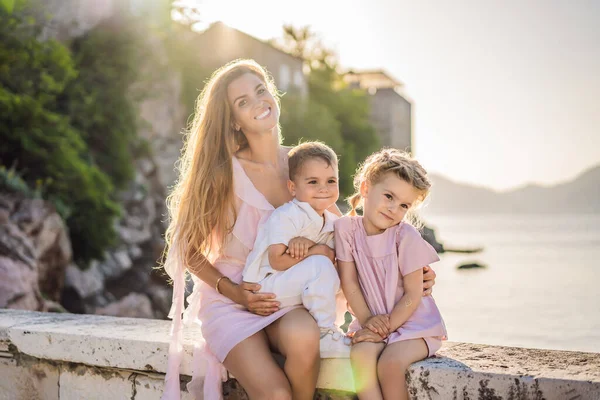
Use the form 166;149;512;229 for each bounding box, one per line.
350;342;386;400
377;339;429;400
223;330;292;400
265;308;321;400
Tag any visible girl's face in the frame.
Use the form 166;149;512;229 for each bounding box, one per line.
227;72;279;136
360;172;422;235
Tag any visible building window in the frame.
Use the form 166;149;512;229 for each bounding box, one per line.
279;64;291;91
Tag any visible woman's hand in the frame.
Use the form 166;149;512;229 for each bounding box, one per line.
238;282;280;316
364;314;390;337
351;328;386;344
422;265;436;296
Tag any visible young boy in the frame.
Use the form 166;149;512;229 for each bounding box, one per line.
242;141;349;355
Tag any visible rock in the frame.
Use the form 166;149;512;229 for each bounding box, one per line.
117;225;152;245
457;262;486;270
0;223;37;269
1;197;72;303
95;293;154;319
64;262;104;298
128;245;143;260
0;208;9;224
421;225;444;253
0;256;43;310
97;249;132;280
35;213;71;301
10;198;48;236
112;249;133;272
146;283;172;318
137;158;155;177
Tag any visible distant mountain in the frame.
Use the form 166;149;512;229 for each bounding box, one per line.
424;165;600;214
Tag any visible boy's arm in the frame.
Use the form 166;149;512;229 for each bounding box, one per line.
338;260;372;326
268;243;304;271
269;241;335;270
389;268;423;331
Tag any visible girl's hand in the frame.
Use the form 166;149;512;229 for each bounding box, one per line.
422;266;436;296
352;328;386;344
239;282;280;316
364;314;391;337
286;237;316;259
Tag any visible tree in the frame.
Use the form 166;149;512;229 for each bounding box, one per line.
275;25;380;196
0;1;123;265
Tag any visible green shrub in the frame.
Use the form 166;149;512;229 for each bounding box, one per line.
60;20;147;189
0;1;120;265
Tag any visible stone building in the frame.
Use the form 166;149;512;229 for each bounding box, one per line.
345;70;412;152
192;22;309;97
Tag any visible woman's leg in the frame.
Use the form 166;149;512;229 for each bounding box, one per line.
377;339;428;400
350;342;386;400
223;330;292;400
265;308;321;400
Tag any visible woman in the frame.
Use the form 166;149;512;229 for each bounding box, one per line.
161;59;436;400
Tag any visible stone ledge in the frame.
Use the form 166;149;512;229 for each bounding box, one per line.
1;309;599;399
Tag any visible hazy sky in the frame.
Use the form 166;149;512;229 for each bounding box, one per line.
189;0;600;190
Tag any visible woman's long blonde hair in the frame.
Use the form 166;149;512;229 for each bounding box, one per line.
164;59;280;269
347;148;432;226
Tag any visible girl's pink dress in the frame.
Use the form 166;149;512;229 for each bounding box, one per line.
162;157;299;400
334;216;447;353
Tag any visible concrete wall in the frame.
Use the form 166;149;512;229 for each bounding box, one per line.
1;310;599;399
192;22;309;97
369;88;412;151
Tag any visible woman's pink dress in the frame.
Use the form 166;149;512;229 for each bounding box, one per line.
162;157;299;400
334;216;447;352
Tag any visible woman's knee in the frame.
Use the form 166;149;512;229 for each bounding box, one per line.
285;326;320;361
274;310;320;359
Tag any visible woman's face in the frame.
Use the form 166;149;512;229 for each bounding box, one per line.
227;72;279;135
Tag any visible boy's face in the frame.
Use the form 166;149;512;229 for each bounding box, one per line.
288;158;339;215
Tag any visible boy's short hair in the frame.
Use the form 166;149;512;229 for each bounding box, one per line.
288;141;338;181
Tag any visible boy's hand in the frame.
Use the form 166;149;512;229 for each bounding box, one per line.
364;314;391;338
286;237;316;259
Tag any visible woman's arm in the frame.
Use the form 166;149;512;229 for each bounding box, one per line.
389;268;423;331
423;266;436;296
188;252;280;316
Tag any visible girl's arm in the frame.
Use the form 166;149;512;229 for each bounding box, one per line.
389;268;424;331
188;252;279;316
338;260;374;326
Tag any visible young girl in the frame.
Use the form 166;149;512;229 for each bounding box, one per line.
334;148;447;400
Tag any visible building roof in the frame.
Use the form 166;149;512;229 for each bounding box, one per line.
345;69;404;89
197;21;304;63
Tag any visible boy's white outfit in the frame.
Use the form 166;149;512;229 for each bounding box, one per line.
243;199;349;356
